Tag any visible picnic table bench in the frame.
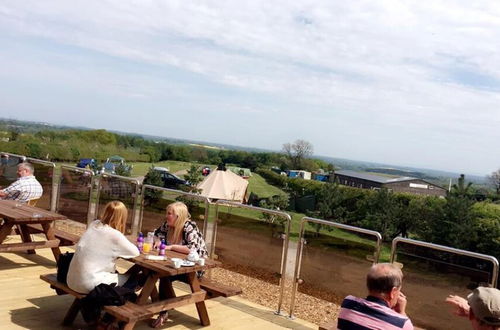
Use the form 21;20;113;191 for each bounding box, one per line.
0;200;67;260
41;252;242;329
22;223;80;246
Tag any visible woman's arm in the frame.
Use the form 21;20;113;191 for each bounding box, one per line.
166;244;190;254
153;222;168;249
113;230;140;258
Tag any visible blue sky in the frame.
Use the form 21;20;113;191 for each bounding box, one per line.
0;1;499;175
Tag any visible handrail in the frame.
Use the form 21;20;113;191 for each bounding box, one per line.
288;216;382;318
391;237;499;286
212;199;292;315
95;173;141;231
25;157;56;167
138;184;211;239
58;165;95;225
0;152;26;160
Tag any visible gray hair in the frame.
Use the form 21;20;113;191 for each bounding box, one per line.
18;162;34;175
366;263;403;294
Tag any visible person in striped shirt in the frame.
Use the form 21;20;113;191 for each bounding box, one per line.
337;263;414;330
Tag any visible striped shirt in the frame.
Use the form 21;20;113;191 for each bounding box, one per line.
337;295;414;330
1;175;43;202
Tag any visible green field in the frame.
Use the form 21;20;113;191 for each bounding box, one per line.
129;161;196;177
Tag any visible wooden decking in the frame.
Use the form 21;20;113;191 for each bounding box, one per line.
0;235;316;329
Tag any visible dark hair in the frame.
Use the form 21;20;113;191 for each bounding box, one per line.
366;263;403;294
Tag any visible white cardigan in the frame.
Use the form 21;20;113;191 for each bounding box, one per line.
67;220;139;294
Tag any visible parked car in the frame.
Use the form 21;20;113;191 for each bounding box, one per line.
153;167;189;189
201;166;211;176
101;155;132;175
76;158;100;173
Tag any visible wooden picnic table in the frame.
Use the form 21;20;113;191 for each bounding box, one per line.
103;250;221;329
0;200;67;260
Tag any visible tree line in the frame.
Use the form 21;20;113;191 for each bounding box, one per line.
257;169;500;260
0;129;333;172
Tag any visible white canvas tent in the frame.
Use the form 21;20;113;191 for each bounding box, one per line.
197;169;249;202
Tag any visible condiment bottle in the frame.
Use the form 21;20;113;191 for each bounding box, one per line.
136;232;144;252
159;239;166;256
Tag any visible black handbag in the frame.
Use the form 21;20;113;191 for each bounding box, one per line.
57;252;74;284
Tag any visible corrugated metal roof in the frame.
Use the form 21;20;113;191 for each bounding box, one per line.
334;170;415;184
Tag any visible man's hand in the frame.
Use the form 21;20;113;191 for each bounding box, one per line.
445;295;470;318
393;291;408;315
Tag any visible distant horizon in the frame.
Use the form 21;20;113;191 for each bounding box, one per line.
1;2;499;176
0;117;489;178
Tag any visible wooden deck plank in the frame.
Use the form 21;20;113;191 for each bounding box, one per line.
0;235;317;330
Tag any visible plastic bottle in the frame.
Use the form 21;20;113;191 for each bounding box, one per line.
143;232;154;253
159;239;166;256
136;232;144;253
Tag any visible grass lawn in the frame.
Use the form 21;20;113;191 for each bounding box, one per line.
129;161;201;177
247;173;287;198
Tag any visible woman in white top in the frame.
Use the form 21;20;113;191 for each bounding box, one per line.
67;201;139;294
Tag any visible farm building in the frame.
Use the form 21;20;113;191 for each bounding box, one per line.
334;170;447;197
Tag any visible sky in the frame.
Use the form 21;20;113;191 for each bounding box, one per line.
0;1;499;175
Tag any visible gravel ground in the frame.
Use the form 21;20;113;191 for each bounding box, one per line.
209;265;341;325
56;220;341;326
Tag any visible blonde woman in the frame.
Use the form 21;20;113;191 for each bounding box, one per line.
151;201;208;328
67;201;139;294
153;201;208;258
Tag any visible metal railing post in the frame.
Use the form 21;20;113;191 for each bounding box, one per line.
211;200;292;315
391;237;499;287
288;217;382;319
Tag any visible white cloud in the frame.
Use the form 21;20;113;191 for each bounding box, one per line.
0;0;499;173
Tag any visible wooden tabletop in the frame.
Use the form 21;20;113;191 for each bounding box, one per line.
129;250;220;276
0;200;67;223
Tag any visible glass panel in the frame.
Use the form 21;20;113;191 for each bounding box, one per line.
140;187;207;236
97;176;139;234
214;204;286;286
297;222;380;302
394;242;495;330
29;161;54;211
58;167;93;224
0;154;24;187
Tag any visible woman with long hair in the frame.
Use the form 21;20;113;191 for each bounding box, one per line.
151;201;208;328
153;201;208;257
67;201;139;294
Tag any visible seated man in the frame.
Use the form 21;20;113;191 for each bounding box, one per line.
446;287;500;330
0;162;43;202
337;263;414;330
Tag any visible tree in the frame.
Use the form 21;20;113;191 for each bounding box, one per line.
282;139;313;169
183;165;203;194
114;163;132;177
142;146;160;162
488;169;500;195
308;182;346;235
449;174;473;198
441;174;476;249
143;165;163;205
10;128;20;141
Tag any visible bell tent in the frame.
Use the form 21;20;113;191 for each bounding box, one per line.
197;168;248;202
